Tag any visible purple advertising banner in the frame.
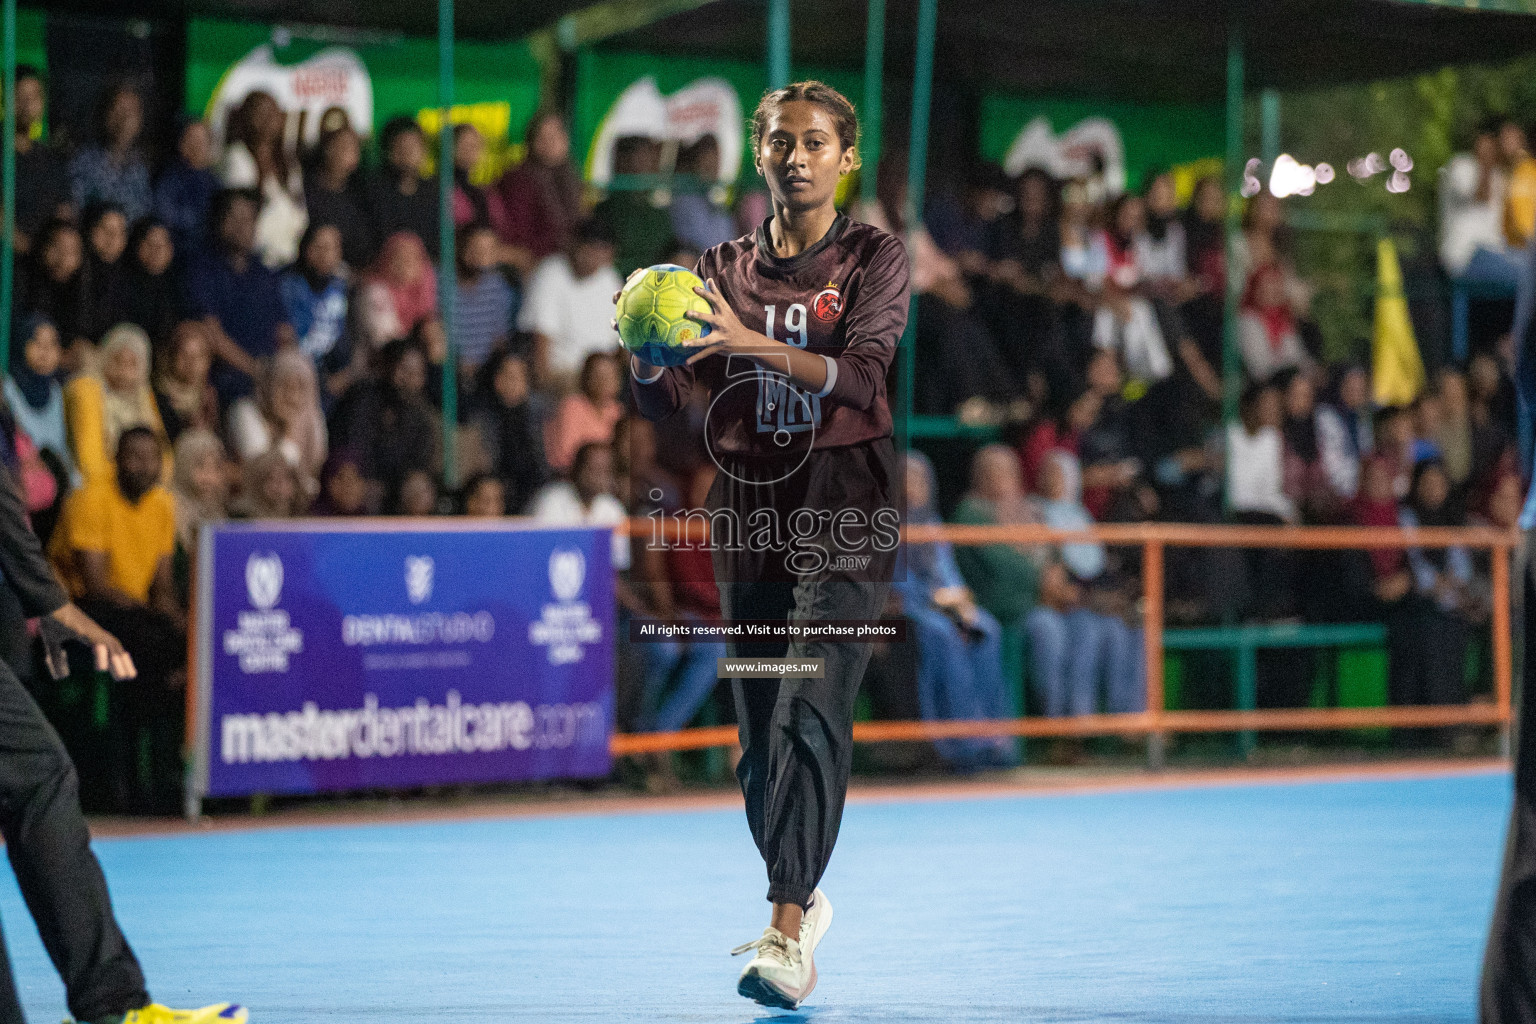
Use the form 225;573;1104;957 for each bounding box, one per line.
190;521;614;806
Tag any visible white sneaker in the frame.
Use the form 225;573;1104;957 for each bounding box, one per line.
797;887;834;1000
731;926;811;1009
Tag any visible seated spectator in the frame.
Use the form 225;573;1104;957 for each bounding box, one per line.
1349;456;1410;586
68;84;152;223
614;414;681;515
154;116;219;259
1500;117;1536;252
78;202;131;346
592;136;673;276
19;219;87;360
152;320;221;442
220;90;307;269
1278;368;1333;514
183;188;295;403
281;222;360;406
168;428;227;601
470;349;548;514
311;450;372;517
13;66;71;254
169;427;226;556
451;125;509;239
498;110;582;275
5;314;76;489
518;218;622;394
365;116;439;258
304;125;373;270
330;337;438;501
121;216;179;349
1238;262;1312;382
530;441;629;570
1094;193;1173;385
1469;349;1517;445
623;465;725;740
460;472;506;517
897;451;1017;769
46;426;182;812
1227;380;1295;523
1018;381;1101;493
358;230;441;351
1439;120;1511;281
65;323;169;488
1077;349;1141;519
669;135;737;253
455;222;515;375
1393;459;1476;738
1315;364;1374;498
951;445;1046;710
1373;404;1417;498
389;468;440;517
227;349;328;500
862;157;1015;417
546;352;622;473
982;167;1064;392
1031;450;1144;713
230;449;303;519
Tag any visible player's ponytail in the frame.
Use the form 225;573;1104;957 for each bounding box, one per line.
750;81;861;173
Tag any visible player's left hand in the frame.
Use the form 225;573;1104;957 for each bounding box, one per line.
683;279;766;365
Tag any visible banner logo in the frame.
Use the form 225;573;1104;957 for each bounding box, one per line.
246;553;284;611
226;552;303;674
585;75;742;187
530;548;601;665
405;556;435;605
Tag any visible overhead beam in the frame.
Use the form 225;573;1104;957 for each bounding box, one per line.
543;0;720;51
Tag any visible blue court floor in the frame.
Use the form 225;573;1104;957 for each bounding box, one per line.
0;771;1511;1023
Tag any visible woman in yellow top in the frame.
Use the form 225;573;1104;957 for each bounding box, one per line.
64;322;171;487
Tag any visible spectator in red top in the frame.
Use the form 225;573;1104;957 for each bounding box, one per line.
1018;381;1101;493
498;111;582;277
451;124;510;240
546;351;622;473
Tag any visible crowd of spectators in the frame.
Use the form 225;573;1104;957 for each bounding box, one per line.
0;66;1522;803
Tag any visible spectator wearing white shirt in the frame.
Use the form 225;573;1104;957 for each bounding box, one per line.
1226;381;1295;523
218;91;307;270
517;218;623;395
530;441;630;570
1440;121;1516;282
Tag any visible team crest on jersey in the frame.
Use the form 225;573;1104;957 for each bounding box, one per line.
812;283;844;322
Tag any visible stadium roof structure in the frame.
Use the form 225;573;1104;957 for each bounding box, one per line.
594;0;1536;104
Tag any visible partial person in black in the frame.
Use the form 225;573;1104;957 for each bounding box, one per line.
629;80;907;1011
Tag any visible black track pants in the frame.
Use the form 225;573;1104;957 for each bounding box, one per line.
0;658;147;1024
711;438;900;909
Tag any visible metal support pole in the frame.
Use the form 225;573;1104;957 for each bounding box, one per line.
767;0;790;90
438;0;458;490
1221;21;1245;435
1260;88;1280;167
1;0;15;373
898;0;938;435
860;0;885;207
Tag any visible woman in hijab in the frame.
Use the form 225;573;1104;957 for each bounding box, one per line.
228;348;328;499
153;319;221;442
121;216;180;349
21;218;87;358
497;111;583;276
230;449;303;520
897;451;1018;769
1316;363;1373;499
1388;458;1475;743
329;336;438;501
5;313;75;485
1028;449;1144;720
451;124;510;237
357;230;439;349
64;322;169;486
169;428;228;602
310;449;372;517
1238;262;1312;382
951;444;1046;710
77;201;132;346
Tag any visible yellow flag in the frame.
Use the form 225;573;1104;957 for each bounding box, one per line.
1371;236;1425;407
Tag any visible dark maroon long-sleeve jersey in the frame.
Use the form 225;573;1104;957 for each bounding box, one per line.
630;214;909;457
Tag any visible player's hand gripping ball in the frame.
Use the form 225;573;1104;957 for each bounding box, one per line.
615;264;713;367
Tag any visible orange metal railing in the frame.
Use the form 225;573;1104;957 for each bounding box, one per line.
610;519;1517;759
